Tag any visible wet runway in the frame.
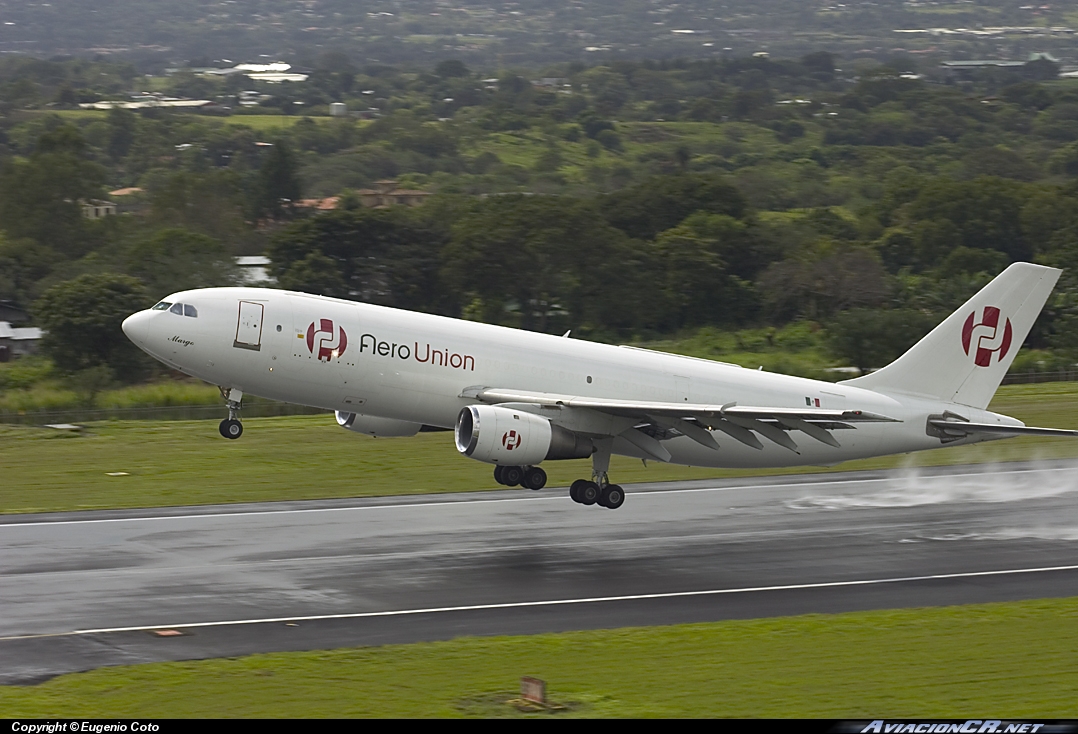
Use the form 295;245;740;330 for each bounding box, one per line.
2;460;1078;684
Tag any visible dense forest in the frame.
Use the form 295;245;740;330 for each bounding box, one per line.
3;50;1078;392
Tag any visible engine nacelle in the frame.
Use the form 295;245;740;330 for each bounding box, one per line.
336;411;421;438
455;405;593;465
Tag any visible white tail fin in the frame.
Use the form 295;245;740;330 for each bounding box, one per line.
842;262;1061;409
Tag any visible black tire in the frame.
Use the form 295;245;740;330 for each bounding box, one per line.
219;419;243;439
569;479;588;503
494;465;506;485
579;481;599;506
502;465;524;487
523;466;547;491
600;484;625;509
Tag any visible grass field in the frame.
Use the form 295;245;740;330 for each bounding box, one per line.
3;382;1078;514
1;597;1075;717
45;109;335;131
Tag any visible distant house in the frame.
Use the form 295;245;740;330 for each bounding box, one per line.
109;187;146;214
234;256;275;285
0;322;43;362
356;180;432;208
79;98;216;111
80;199;116;219
296;197;341;211
939;55;1059;80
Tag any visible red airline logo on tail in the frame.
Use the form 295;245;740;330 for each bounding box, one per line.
961;306;1012;367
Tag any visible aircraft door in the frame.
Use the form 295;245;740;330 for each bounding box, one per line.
234;301;264;351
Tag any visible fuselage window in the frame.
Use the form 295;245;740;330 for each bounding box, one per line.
152;302;172;311
169;303;184;315
183;304;198;318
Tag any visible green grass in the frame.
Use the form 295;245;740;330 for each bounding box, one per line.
0;377;276;412
2;597;1076;717
221;114;336;130
3;382;1078;514
44;109;329;130
636;322;837;377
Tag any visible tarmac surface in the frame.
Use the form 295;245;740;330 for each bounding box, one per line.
2;460;1078;684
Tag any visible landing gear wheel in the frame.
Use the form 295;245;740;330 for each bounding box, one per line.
494;465;507;485
219;419;243;439
578;481;600;506
522;466;547;491
569;479;589;503
501;465;524;487
599;483;625;509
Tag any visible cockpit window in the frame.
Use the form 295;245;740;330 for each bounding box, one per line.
169;303;184;315
183;304;198;318
152;302;172;311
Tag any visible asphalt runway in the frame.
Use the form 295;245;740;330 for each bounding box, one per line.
3;460;1078;684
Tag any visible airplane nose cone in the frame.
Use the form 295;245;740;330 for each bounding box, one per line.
121;311;148;346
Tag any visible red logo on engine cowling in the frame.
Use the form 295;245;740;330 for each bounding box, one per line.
962;306;1012;367
502;430;522;450
306;319;348;362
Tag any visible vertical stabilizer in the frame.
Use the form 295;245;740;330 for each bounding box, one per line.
842;262;1060;409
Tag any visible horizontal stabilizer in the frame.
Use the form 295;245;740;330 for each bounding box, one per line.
928;420;1078;439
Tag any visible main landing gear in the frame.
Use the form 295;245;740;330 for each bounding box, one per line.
569;478;625;509
494;464;547;490
218;387;243;440
568;437;625;510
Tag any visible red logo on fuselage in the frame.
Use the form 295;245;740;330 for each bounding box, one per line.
502;430;522;450
306;319;348;362
962;306;1012;367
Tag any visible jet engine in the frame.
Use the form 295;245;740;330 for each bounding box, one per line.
336;411;421;437
455;404;593;465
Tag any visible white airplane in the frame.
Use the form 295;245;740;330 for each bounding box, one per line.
122;262;1078;510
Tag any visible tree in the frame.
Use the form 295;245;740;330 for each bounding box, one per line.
252;141;302;221
268;208;449;312
435;60;470;78
147;169;253;247
0;232;54;306
442;195;646;332
899;177;1032;270
599;174;747;241
0;126;105;256
758;248;889;322
276;251;350;298
801;51;835;75
124;228;238;297
106;108;137;161
827;308;939;373
650;225;756;330
34;273;151;381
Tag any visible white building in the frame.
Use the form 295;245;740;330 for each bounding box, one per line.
0;322;43;362
234;256;275;285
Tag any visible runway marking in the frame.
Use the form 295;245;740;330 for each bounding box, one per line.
2;465;1074;529
3;563;1077;641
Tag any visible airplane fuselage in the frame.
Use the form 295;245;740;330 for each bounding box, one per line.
122;287;1010;469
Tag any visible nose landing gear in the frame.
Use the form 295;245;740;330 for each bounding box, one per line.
218;387;243;439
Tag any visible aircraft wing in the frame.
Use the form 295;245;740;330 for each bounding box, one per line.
464;387;898;456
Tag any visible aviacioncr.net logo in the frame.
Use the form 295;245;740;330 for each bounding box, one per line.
961;306;1012;367
306;318;348;362
502;430;522;450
